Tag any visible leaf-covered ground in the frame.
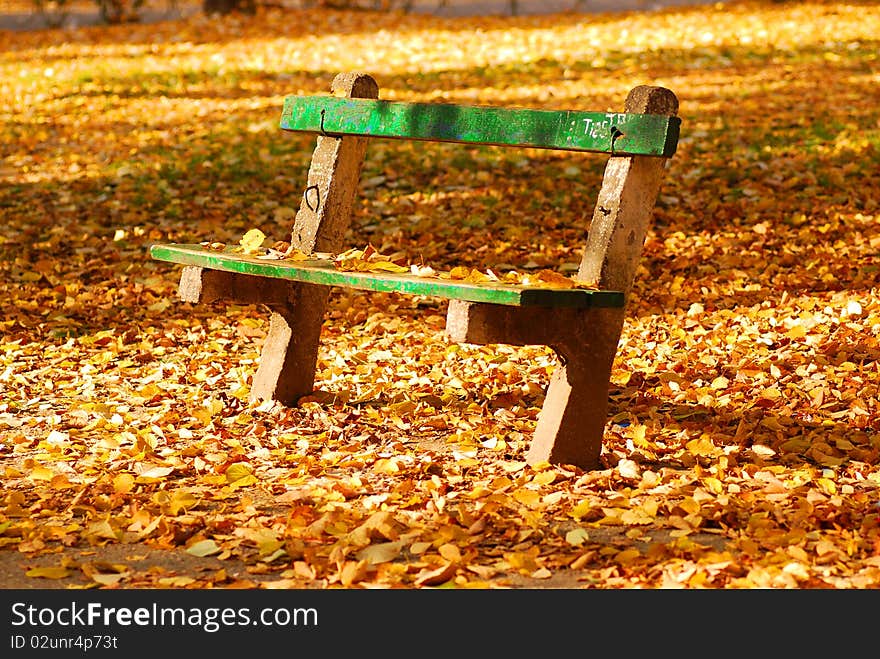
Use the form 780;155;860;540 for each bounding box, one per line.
2;0;879;589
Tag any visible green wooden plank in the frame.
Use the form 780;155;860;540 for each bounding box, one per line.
150;244;625;309
280;96;680;157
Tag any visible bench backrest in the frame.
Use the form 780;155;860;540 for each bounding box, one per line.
280;96;680;157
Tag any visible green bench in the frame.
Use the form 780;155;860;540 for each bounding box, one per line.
150;72;680;469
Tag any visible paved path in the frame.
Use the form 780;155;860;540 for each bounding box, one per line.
419;0;717;18
2;0;719;32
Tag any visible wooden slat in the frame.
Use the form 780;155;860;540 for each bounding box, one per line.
150;244;625;309
280;96;680;157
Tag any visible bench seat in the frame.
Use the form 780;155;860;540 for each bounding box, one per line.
150;243;625;309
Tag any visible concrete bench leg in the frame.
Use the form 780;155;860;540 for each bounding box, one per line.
175;73;379;407
528;349;614;468
250;283;329;405
248;72;378;405
446;300;625;469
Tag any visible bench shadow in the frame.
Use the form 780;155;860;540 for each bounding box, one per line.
605;374;879;468
289;341;879;472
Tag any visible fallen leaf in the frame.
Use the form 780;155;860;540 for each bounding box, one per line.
26;566;71;579
186;539;221;557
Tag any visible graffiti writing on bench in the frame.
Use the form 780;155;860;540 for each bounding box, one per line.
581;113;629;139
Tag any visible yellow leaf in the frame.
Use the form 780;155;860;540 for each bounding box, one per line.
570;500;591;520
225;463;253;484
373;457;401;475
532;471;556;486
86;520;119;541
238;228;267;254
186;539;221;557
787;324;806;340
464;269;491;283
631;424;649;448
26;566;71;579
678;498;701;515
191;408;213;427
513;488;541;508
169;491;198;515
815;540;838;556
91;573;125;586
703;477;724;494
333;258;363;271
158;576;196;587
335;247;364;261
409;541;431;555
710;376;729;390
685;436;717;456
438;543;461;563
620;509;653;525
51;474;73;490
258;539;285;558
283;248;311;261
760;387;782;400
113;473;135;494
29;465;54;481
565;528;590;546
367;261;408;273
339;559;369;586
136;466;174;483
817;478;837;495
533;269;575;288
356;541;403;565
229;474;258;489
504;550;539;573
615;548;641;564
204;398;224;416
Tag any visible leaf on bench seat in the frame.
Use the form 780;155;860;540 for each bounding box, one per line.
446;266;477;281
334;244;409;274
235;228;268;255
409;264;437;278
339;259;409;274
257;243;313;261
450;266;501;284
526;269;584;289
440;264;596;290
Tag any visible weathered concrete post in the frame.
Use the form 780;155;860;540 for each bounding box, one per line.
528;85;679;468
250;72;379;404
178;72;379;406
447;85;679;469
